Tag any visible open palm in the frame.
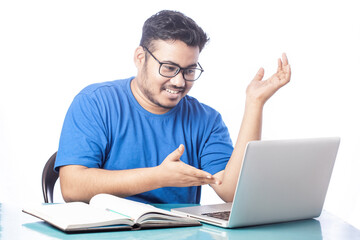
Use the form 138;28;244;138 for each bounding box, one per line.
246;53;291;105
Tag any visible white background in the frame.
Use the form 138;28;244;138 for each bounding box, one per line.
1;0;359;229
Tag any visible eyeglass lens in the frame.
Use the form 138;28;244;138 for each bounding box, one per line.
160;64;201;81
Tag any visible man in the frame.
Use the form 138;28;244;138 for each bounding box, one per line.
55;10;291;204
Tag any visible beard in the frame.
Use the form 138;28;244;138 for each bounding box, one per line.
141;83;175;110
138;65;179;110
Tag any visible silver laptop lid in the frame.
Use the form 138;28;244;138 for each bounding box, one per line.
228;137;340;227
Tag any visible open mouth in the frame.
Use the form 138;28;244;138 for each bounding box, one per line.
166;89;181;94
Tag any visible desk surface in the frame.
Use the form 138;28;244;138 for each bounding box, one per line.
1;203;359;240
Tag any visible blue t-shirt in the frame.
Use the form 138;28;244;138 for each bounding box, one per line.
55;77;233;204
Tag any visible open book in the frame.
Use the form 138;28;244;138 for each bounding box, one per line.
22;193;201;232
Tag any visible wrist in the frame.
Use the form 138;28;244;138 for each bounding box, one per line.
152;166;165;188
245;97;265;110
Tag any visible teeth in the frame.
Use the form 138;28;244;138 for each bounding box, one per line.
166;89;179;94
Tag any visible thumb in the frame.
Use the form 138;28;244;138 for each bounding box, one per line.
166;144;185;161
252;67;264;82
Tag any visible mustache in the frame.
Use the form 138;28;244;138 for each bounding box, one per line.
162;85;185;92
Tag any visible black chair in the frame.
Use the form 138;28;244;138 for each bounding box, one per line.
42;152;59;203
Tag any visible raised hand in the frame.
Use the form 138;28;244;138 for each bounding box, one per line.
246;53;291;106
157;144;221;187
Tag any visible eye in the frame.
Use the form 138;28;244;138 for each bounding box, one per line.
185;69;196;75
162;64;178;73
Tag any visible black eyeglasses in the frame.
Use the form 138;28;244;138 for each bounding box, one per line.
142;46;204;81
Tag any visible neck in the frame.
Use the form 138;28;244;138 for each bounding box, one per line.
130;78;171;115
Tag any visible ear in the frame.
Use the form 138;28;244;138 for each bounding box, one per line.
134;46;146;69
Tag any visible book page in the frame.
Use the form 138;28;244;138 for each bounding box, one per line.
23;202;133;230
89;194;174;222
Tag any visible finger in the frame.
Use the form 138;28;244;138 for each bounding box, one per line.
165;144;185;162
175;163;221;186
277;58;283;72
212;176;222;185
282;53;289;66
196;177;220;186
183;165;215;181
178;144;185;155
286;64;291;80
252;67;264;82
199;177;221;186
201;175;221;185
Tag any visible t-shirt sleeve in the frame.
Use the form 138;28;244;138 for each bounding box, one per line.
55;92;108;172
200;113;234;175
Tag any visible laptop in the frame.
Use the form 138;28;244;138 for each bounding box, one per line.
171;137;340;228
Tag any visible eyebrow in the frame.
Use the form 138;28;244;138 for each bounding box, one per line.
163;60;199;69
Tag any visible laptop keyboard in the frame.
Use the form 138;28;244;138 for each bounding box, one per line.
202;211;230;220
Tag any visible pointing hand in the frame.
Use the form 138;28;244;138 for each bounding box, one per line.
157;144;221;187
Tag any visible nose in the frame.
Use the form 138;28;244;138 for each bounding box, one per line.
170;71;186;88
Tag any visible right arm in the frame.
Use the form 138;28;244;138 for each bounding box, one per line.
60;144;219;203
60;165;161;203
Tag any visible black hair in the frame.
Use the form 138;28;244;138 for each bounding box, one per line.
140;10;209;52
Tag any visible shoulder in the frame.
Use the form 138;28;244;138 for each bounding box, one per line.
72;77;134;107
79;77;132;96
66;77;134;118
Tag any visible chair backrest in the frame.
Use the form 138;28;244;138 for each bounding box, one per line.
42;152;59;203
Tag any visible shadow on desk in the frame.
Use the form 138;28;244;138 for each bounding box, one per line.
201;219;322;240
23;222;201;240
23;218;322;240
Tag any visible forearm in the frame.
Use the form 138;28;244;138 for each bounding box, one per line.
59;165;162;203
214;54;291;202
232;99;264;160
213;99;264;202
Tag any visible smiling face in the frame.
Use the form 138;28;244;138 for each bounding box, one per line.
131;40;200;114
